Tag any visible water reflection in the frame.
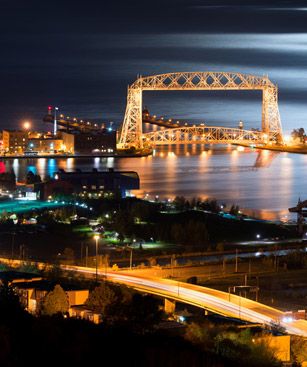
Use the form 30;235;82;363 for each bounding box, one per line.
3;145;306;220
254;150;277;168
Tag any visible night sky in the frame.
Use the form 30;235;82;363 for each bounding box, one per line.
1;0;307;131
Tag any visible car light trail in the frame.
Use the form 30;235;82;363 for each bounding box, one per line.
62;264;307;337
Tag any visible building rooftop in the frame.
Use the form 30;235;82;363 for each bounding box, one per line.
55;168;139;179
0;271;42;283
14;279;89;292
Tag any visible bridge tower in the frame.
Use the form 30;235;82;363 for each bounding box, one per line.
118;72;283;148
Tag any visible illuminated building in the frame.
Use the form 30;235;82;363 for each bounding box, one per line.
35;168;139;199
2;130;28;153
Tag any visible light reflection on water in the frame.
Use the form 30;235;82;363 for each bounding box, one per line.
4;146;307;220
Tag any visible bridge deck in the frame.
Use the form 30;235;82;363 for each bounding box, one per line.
63;265;307;337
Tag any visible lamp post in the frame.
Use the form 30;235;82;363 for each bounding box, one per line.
54;107;59;136
94;235;100;283
129;247;133;270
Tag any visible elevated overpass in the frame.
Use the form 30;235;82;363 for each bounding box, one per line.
1;255;305;337
63;265;307;337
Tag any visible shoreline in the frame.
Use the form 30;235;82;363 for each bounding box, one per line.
0;152;152;160
236;143;307;154
1;145;306;159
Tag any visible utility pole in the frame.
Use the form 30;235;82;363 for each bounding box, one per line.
94;235;100;283
239;291;241;319
11;232;15;260
171;254;175;277
244;274;248;298
129;248;133;270
235;248;238;273
80;242;83;265
85;245;88;267
104;254;108;279
274;246;278;271
19;244;25;260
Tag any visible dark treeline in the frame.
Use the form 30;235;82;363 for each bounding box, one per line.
107;198;294;250
0;280;284;367
0;196;296;261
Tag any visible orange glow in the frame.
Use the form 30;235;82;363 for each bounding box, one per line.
23;121;31;130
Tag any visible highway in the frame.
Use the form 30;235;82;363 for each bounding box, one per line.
63;264;307;337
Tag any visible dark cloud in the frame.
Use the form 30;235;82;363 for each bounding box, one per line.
1;0;307;130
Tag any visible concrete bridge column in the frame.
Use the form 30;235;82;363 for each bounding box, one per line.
164;298;176;314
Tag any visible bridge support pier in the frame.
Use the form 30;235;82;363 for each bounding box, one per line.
164;298;176;314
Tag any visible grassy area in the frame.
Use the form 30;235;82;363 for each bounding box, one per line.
0;200;67;215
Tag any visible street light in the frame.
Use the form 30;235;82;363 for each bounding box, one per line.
129;247;133;270
23;121;31;130
54;107;59;136
94;234;100;283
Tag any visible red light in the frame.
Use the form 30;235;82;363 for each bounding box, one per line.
0;162;6;174
48;106;52;110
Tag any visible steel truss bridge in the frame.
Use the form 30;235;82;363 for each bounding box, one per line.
144;125;265;145
118;71;284;148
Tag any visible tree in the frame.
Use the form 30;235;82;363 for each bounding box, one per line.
291;128;306;143
229;204;240;215
18;262;41;274
124;293;164;333
26;170;42;184
113;210;134;237
216;242;224;252
291;336;307;365
0;284;27;324
85;283;118;317
62;247;75;264
173;196;188;211
41;284;69;316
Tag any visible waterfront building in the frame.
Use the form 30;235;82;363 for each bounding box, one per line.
2;130;28;153
27;137;63;153
72;129;116;154
35;168;139;199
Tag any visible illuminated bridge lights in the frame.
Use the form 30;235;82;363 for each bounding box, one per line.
118;71;283;148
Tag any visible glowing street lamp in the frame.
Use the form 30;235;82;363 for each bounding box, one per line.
94;234;100;283
23;121;31;130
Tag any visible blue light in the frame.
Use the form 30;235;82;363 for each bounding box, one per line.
178;316;185;323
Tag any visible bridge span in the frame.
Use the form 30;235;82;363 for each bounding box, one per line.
118;71;284;148
143;125;265;145
63;265;307;337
